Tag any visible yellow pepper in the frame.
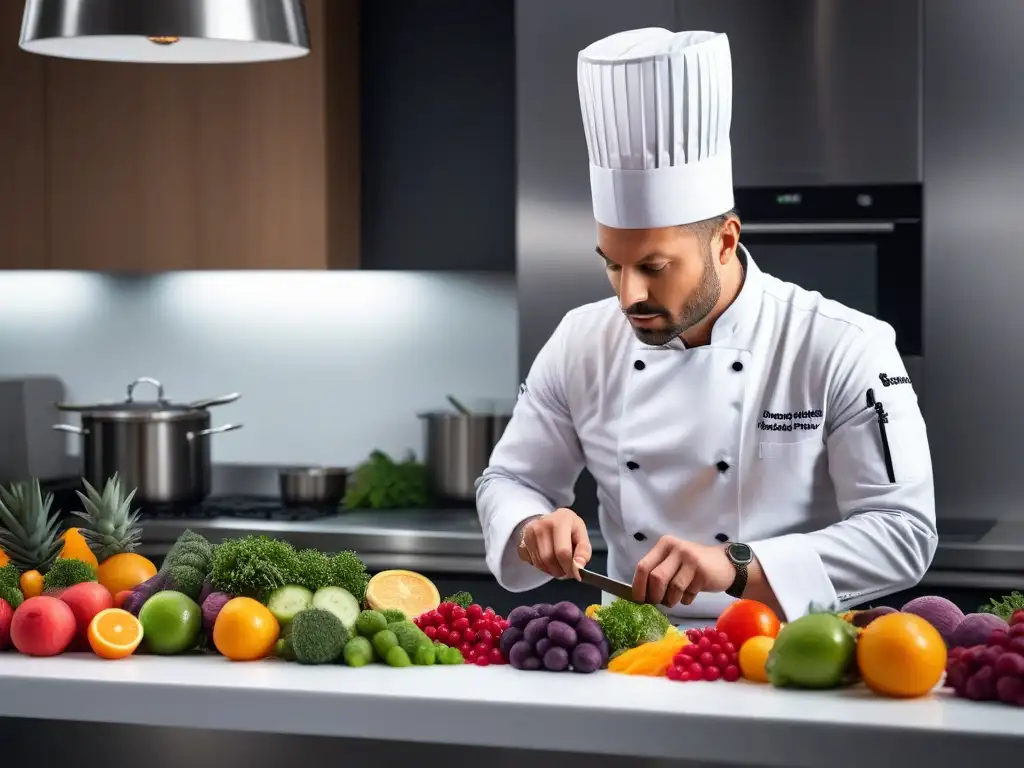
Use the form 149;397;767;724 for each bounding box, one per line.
608;632;689;676
585;604;601;619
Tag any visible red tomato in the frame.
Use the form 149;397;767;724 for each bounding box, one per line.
716;599;781;649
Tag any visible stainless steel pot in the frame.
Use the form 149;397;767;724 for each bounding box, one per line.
53;377;243;505
420;409;510;502
279;466;348;506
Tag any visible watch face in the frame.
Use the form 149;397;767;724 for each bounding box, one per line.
728;543;753;565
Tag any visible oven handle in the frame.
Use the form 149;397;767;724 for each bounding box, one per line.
741;221;897;235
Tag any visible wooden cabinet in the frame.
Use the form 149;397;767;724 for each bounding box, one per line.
37;0;358;271
0;2;47;269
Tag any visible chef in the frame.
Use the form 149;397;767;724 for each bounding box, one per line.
476;28;937;622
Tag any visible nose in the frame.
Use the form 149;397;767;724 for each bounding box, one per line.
619;270;648;310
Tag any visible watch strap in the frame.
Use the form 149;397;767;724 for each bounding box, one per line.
726;562;748;598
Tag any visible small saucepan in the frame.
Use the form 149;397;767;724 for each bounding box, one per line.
278;466;349;507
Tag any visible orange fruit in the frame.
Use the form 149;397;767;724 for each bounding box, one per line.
857;612;947;698
88;608;143;660
19;570;43;599
212;597;280;661
738;635;775;683
0;547;9;567
364;570;440;617
97;553;157;595
59;528;99;569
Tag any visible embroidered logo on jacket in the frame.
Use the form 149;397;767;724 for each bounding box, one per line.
757;408;823;432
518;382;528;399
878;372;912;388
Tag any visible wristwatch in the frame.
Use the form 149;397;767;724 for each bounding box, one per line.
724;542;753;599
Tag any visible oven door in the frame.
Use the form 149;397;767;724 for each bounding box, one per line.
735;184;923;360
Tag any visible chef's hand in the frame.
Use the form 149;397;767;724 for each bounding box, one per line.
517;508;592;581
632;536;735;606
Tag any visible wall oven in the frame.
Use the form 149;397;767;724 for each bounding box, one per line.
736;183;923;358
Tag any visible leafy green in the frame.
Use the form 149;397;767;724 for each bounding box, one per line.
444;591;473;609
593;599;672;655
42;558;97;591
979;591;1024;620
343;450;431;509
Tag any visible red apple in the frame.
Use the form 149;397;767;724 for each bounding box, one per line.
59;582;114;647
0;598;13;650
10;596;76;656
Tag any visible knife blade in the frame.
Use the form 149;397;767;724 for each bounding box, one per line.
578;568;637;602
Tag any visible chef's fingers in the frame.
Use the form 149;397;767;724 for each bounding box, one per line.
551;515;579;580
672;564;701;606
632;537;672;603
569;516;592;580
647;548;685;606
531;522;569;579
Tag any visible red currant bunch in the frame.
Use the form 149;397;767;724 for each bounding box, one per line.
666;626;740;683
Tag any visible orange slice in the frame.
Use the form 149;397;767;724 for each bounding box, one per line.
364;570;440;618
88;608;143;660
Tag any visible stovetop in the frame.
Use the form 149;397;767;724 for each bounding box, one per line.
40;479;343;523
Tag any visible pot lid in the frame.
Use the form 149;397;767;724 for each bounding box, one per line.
55;377;241;416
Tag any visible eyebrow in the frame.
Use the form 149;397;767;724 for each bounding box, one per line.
595;246;668;264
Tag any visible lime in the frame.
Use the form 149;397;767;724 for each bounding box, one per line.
138;590;202;655
765;613;856;689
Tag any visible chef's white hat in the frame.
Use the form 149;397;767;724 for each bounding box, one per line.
577;28;734;229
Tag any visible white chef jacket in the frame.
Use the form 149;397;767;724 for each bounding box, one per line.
476;246;937;622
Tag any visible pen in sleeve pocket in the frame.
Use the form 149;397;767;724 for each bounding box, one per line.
866;388;895;483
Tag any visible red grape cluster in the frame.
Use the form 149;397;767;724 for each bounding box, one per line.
414;602;509;666
945;611;1024;706
666;626;741;682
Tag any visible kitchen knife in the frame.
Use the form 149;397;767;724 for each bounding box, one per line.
578;568;637;602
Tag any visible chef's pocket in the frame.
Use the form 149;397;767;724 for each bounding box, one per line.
758;438;827;501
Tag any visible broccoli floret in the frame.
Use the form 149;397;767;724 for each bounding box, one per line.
42;558;98;591
163;530;210;569
0;585;24;609
294;549;333;592
380;608;407;623
210;535;299;602
594;599;672;655
444;591;473;609
327;551;369;603
0;564;20;590
171;550;210;572
290;608;349;664
388;620;430;655
166;565;205;601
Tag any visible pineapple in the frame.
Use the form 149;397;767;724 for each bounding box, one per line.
73;474;142;561
0;479;63;572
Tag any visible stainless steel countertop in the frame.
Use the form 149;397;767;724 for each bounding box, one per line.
138;507;1024;588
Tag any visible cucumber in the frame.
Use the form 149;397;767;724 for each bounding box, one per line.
312;586;360;629
266;585;314;625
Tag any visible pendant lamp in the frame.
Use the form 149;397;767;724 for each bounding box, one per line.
19;0;310;64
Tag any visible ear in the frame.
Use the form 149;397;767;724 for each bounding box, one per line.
717;216;741;264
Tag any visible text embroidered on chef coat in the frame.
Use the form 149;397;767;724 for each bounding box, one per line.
757;408;823;432
878;372;912;388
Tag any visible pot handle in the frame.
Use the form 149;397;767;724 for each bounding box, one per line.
127;377;166;403
53;424;90;436
187;393;242;409
186;423;243;441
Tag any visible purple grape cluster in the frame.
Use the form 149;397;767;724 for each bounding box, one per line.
499;601;609;673
945;617;1024;706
